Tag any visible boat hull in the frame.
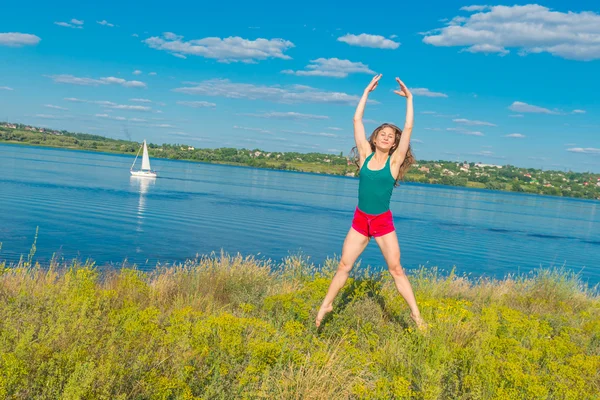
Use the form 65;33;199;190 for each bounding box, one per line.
130;170;157;178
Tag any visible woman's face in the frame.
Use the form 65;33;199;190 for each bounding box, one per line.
375;126;395;150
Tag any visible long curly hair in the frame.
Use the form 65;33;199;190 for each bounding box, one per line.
350;123;416;187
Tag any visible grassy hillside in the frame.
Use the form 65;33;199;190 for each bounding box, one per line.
0;253;598;399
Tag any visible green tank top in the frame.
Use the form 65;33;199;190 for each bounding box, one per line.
358;152;396;215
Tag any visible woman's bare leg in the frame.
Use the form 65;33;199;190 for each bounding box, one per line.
374;230;427;330
315;228;370;327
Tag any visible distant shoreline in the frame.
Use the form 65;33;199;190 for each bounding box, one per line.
2;141;600;202
2;125;599;201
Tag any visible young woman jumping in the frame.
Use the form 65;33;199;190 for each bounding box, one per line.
315;74;426;331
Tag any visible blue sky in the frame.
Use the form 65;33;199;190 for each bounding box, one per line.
1;0;599;172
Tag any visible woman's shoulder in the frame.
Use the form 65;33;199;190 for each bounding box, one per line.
358;152;374;170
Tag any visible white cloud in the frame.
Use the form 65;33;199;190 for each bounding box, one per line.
97;20;115;27
572;109;586;114
461;44;509;55
240;111;328;120
424;127;442;131
108;104;151;111
411;88;448;98
133;122;175;129
55;19;84;29
148;72;157;76
64;98;117;106
54;22;75;28
281;129;338;138
328;127;343;131
129;98;152;103
48;74;147;88
132;33;139;37
172;53;187;59
567;147;600;154
49;75;104;85
0;86;14;90
163;32;182;40
282;58;374;78
509;114;524;118
100;76;147;88
421;111;437;114
453;118;496;126
447;127;484;136
95;113;126;121
469;150;505;159
509;101;558;114
337;33;400;49
133;70;142;75
233;125;272;134
32;114;73;120
505;133;526;138
460;5;490;12
423;5;600;61
144;33;295;63
65;97;151;111
173;79;368;106
44;104;68;111
176;101;217;108
0;33;41;47
412;139;424;143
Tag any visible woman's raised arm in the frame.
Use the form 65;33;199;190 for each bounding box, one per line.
391;77;413;166
353;74;381;160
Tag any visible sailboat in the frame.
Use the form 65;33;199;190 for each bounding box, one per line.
130;140;158;178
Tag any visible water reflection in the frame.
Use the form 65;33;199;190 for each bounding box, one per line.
130;176;156;233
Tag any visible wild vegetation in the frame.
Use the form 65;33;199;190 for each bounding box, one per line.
1;249;599;399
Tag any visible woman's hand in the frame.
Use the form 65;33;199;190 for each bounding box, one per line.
364;74;382;94
393;77;412;99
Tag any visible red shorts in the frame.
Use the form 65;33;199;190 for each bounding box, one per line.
351;206;395;238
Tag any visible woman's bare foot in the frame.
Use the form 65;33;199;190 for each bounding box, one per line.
410;312;428;333
315;304;333;328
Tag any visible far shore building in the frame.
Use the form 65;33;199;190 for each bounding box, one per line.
475;162;503;169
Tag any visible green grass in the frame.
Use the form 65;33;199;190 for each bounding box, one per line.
0;252;599;399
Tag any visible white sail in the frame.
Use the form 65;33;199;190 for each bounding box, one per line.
130;139;157;178
141;140;151;171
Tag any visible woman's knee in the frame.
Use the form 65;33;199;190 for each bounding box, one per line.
337;259;353;273
388;263;405;278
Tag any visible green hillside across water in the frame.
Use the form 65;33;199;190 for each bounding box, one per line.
1;122;599;200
